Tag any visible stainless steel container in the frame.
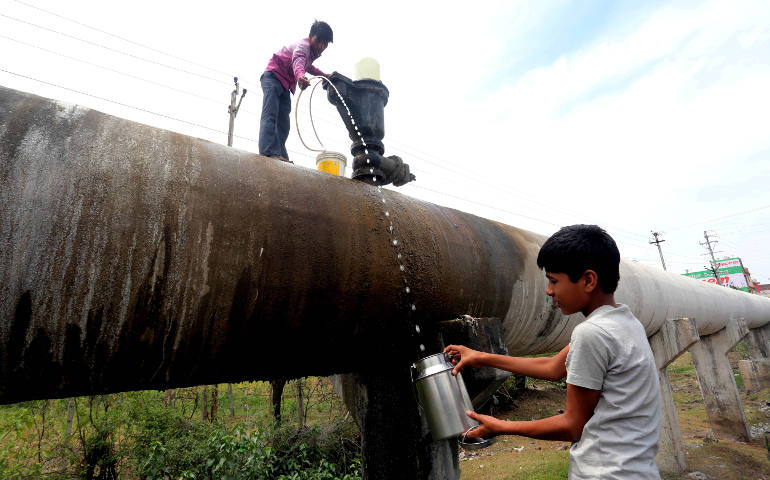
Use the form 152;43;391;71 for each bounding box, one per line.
411;352;478;440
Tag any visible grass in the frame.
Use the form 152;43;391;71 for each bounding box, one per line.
460;382;571;480
461;441;569;480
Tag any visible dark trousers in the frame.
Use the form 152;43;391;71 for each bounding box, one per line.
259;71;291;159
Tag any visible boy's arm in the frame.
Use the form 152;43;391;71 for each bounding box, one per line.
444;344;569;381
291;43;309;79
292;43;326;87
466;383;600;442
306;65;326;77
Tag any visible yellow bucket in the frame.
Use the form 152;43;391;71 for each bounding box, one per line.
316;151;347;177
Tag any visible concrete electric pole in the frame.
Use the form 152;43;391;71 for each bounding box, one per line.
700;230;723;284
226;76;247;416
227;77;247;147
649;231;667;271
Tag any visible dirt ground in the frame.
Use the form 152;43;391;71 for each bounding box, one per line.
459;351;770;480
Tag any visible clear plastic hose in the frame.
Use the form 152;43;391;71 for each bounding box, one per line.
294;76;347;153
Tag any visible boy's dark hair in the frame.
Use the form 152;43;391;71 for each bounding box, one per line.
536;224;620;293
310;20;333;43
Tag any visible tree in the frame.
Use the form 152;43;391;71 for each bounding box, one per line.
65;398;75;445
296;378;305;428
227;383;235;417
270;379;287;423
210;385;219;422
201;386;208;422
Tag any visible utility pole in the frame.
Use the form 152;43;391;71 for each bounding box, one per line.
700;230;722;285
225;76;246;415
649;231;667;271
227;77;247;147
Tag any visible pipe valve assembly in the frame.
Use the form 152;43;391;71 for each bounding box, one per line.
323;72;415;187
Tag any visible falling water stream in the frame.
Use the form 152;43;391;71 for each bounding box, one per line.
298;77;427;355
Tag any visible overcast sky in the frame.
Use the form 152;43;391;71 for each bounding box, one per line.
2;0;769;284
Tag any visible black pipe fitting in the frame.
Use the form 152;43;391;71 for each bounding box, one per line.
323;72;415;187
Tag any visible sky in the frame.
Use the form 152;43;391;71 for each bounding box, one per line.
2;0;770;285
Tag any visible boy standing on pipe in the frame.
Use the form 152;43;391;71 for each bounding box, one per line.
445;224;661;479
258;20;332;163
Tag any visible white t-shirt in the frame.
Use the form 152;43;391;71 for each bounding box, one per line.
565;303;661;480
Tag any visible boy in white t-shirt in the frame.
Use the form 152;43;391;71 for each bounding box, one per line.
445;224;661;479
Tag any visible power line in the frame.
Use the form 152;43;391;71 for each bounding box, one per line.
0;65;569;184
298;109;668;243
402;163;577;223
405;184;562;228
0;67;317;162
667;203;770;232
707;225;770;237
0;33;263;117
386;135;645;241
1;13;231;86
388;145;650;242
0;69;331;165
284;109;595;228
1;68;230;133
0;34;234;110
404;160;697;256
261;82;696;248
403;165;657;244
662;260;711;267
11;0;261;87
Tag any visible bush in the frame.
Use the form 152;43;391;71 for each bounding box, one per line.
135;417;362;480
265;420;361;479
0;382;363;479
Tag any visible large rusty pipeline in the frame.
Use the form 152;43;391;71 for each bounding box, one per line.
2;85;770;404
0;86;525;403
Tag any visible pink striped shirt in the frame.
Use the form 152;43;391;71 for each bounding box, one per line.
265;37;327;93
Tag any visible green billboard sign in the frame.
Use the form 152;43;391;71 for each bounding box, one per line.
682;258;749;292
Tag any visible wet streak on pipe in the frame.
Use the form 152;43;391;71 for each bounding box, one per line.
0;86;522;403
